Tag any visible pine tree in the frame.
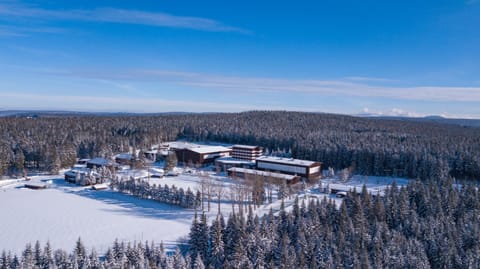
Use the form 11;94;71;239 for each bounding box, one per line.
209;217;225;269
33;240;42;267
53;249;69;269
74;238;86;266
104;248;116;269
172;247;187;269
192;254;205;269
21;243;34;269
88;249;101;269
1;251;10;269
42;241;54;269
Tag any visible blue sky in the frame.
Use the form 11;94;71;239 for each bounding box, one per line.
0;0;479;118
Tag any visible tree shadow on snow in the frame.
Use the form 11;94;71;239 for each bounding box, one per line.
72;188;195;224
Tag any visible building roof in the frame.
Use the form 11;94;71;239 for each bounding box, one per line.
65;167;99;177
65;167;89;175
88;158;114;166
228;167;299;181
256;156;319;167
24;182;49;189
163;141;198;150
328;183;385;196
188;146;232;154
232;145;261;150
115;153;133;160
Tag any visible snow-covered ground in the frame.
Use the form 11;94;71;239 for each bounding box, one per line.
0;168;410;255
0;170;252;255
0;174;199;255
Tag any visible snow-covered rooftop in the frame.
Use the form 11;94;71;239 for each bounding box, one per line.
88;158;114;166
117;169;149;180
24;182;49;189
228;167;298;181
327;183;385;196
65;167;90;176
188;146;232;154
115;153;133;160
73;164;87;168
163;141;197;150
256;156;319;167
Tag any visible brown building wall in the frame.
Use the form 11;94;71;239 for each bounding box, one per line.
227;169;300;185
174;149;231;166
174;149;202;165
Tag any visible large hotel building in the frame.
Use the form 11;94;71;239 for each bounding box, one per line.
231;145;263;161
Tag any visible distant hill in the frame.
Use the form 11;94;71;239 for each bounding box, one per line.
3;109;479;127
0;110;195;118
358;115;480;128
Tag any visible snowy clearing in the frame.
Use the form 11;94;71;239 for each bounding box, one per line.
0;175;197;255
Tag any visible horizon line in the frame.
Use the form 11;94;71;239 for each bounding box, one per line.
1;108;479;120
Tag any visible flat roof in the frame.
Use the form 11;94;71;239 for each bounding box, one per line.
256;156;319;167
115;153;133;160
65;167;99;177
163;141;198;149
328;183;385;196
87;158;115;166
188;146;232;154
228;167;298;181
232;145;261;150
24;182;49;189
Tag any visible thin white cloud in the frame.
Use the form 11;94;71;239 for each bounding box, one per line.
6;65;480;103
360;107;424;118
69;68;480;102
359;108;480;119
0;25;65;37
0;27;24;37
8;45;70;58
344;76;398;83
0;4;248;33
97;79;139;93
0;93;309;113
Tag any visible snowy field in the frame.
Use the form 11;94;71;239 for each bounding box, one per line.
0;174;207;255
0;169;409;255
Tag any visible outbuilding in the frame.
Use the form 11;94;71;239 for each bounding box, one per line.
228;167;301;184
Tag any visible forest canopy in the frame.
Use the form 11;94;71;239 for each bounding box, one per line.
0;111;479;180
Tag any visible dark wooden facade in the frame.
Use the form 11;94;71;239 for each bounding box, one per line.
174;147;232;166
228;167;301;184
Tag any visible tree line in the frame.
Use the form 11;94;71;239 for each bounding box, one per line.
110;177;201;209
0;111;479;180
2;178;479;268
